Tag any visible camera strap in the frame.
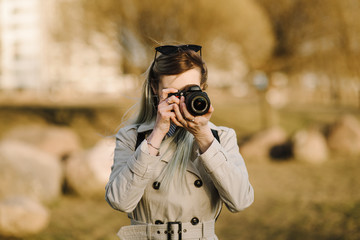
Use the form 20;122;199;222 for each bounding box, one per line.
167;122;177;137
211;129;220;144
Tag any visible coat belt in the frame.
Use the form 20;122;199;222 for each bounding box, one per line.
117;219;216;240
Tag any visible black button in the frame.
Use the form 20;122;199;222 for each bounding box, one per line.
153;181;161;190
194;179;203;188
155;220;163;225
191;217;199;225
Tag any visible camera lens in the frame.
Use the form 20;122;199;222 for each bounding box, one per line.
190;95;209;115
193;97;207;111
184;89;211;116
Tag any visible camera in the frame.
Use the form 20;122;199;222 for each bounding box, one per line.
168;85;211;116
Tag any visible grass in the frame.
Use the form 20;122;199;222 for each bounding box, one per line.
1;90;360;239
23;196;126;240
231;155;360;240
19;154;360;240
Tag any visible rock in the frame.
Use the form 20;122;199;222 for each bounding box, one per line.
239;126;288;160
65;138;115;198
293;128;328;164
3;124;81;159
327;115;360;155
0;140;63;203
0;196;50;238
269;141;293;160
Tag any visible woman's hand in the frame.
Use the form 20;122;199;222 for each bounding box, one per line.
172;96;215;153
154;88;182;135
146;88;181;155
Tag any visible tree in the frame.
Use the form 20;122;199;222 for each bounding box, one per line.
74;0;275;71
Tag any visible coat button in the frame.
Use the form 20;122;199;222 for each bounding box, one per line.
194;179;203;188
153;181;161;190
191;217;199;225
155;220;163;224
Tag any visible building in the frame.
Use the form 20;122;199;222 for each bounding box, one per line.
0;0;133;95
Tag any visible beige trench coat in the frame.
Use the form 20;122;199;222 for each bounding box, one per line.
105;121;254;239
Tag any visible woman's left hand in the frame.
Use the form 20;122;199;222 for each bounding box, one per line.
173;96;215;153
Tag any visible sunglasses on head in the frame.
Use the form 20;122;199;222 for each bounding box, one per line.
154;44;202;60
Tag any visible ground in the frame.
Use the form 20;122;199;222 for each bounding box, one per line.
1;89;359;239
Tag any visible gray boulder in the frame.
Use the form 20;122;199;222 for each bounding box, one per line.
65;138;115;198
293;128;328;164
0;196;50;238
327;115;360;155
3;124;81;159
0;140;63;203
240;126;288;160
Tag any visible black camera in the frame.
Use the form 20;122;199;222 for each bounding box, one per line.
168;85;211;116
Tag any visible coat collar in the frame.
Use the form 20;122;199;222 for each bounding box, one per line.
136;120;220;179
137;120;155;133
160;139;202;178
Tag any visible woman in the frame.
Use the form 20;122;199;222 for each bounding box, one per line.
105;44;254;240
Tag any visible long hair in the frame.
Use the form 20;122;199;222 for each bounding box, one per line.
135;48;208;190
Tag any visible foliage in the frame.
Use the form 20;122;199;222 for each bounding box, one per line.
58;0;275;71
52;0;360;103
256;0;360;75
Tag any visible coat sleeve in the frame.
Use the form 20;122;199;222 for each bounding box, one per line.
199;127;254;212
105;126;161;213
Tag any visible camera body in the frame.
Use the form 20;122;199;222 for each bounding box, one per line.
168;85;211;116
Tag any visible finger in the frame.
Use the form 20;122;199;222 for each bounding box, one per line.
209;105;214;113
170;115;183;127
163;103;178;112
180;96;195;122
179;96;186;115
166;95;181;105
165;111;178;123
159;98;179;111
161;88;179;101
158;104;178;121
201;104;214;119
172;103;187;126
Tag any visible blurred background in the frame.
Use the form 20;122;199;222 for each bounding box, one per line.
0;0;359;239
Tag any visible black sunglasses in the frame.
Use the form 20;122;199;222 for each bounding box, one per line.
154;44;202;60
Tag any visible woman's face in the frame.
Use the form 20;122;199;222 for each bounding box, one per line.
157;68;202;96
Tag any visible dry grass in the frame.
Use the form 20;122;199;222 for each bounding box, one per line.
19;154;360;240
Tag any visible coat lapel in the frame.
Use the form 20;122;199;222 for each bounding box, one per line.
159;138;202;178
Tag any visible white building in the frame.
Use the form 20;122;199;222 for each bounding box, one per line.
0;0;43;90
0;0;133;94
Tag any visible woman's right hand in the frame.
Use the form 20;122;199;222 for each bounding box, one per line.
154;88;181;135
146;88;181;155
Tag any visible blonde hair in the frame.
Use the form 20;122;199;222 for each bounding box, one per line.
135;48;208;190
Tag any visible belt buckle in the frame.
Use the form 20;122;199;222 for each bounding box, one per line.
167;221;182;240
